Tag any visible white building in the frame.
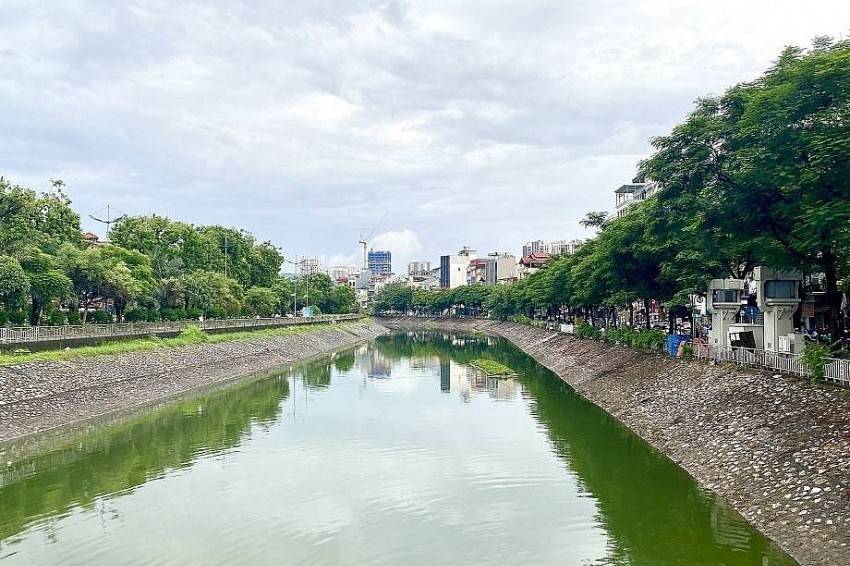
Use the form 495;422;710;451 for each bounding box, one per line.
521;239;583;257
408;261;431;277
440;247;475;289
547;239;584;256
614;181;660;217
326;264;360;281
298;256;320;276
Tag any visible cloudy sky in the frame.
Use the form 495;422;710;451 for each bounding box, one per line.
2;1;849;271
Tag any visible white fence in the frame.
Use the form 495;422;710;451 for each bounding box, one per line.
695;345;850;387
0;314;362;346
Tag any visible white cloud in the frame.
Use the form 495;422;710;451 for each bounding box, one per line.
370;229;423;271
2;0;849;267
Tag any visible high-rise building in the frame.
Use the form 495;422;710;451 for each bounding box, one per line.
522;240;547;257
522;239;583;257
298;256;320;276
440;247;475;289
407;261;431;277
367;249;392;275
547;239;584;256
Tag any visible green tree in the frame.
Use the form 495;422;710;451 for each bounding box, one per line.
0;255;29;311
20;251;71;325
0;178;82;255
110;215;213;278
182;270;244;316
642;39;850;334
244;287;278;317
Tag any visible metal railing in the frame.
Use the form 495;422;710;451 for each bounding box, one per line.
0;314;362;345
694;344;850;387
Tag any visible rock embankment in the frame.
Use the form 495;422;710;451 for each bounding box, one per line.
0;320;386;443
381;317;850;566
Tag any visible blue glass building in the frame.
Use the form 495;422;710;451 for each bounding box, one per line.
368;249;392;275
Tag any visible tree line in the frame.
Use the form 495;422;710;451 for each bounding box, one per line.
375;39;850;337
0;180;357;325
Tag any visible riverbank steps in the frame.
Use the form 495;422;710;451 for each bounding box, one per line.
380;317;850;566
0;320;386;444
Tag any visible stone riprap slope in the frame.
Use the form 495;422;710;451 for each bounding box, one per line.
381;317;850;566
0;321;386;443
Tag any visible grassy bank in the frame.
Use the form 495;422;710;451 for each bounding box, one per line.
0;320;366;366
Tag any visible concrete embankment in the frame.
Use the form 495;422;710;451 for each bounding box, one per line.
0;320;386;444
381;317;850;566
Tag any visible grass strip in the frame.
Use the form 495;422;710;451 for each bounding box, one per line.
0;320;366;366
469;358;517;377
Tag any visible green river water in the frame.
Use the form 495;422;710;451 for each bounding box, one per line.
0;331;795;565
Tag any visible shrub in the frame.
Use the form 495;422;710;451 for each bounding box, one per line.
146;308;161;321
508;314;534;325
574;322;603;341
160;308;186;321
90;310;113;324
801;343;831;383
9;310;27;325
185;307;204;320
178;324;208;343
66;310;82;325
206;306;228;319
124;308;147;322
0;309;7;325
47;311;66;326
633;329;666;351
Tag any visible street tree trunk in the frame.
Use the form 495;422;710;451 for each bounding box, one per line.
821;248;844;341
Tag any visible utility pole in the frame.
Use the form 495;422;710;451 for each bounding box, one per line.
89;204;126;242
223;232;228;279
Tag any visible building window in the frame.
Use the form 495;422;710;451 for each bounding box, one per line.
764;280;797;300
712;289;739;303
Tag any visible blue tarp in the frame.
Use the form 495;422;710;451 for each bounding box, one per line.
666;334;691;357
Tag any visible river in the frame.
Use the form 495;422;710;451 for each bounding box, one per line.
0;330;795;565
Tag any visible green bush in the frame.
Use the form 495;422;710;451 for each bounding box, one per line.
185;307;204;320
575;322;603;340
90;310;113;324
47;311;66;326
573;322;665;351
66;310;82;325
801;343;831;383
178;324;208;342
146;308;161;321
0;309;7;325
9;310;26;325
160;308;186;321
124;308;147;322
206;306;228;319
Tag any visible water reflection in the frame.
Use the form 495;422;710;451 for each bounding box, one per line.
0;371;290;549
0;332;794;565
371;331;793;565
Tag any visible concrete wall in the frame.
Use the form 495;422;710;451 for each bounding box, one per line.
0;320;387;443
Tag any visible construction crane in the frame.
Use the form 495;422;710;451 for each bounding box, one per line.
89;204;126;241
358;212;388;271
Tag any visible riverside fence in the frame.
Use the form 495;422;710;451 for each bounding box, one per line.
0;314;362;346
693;345;850;387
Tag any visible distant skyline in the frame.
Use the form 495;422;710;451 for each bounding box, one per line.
3;1;850;271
